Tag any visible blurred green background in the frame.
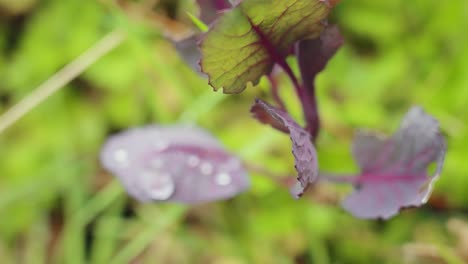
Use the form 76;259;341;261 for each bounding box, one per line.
1;0;468;263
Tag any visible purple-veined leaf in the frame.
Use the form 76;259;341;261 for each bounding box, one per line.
251;99;318;198
342;107;447;219
200;0;332;94
100;125;250;204
297;25;343;139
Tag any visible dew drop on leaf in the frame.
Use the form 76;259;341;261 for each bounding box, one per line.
140;171;175;201
200;162;214;175
113;148;129;167
187;155;201;167
215;172;232;186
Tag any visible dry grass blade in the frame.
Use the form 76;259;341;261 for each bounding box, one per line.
0;30;125;134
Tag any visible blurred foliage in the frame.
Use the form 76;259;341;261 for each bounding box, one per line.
0;0;467;263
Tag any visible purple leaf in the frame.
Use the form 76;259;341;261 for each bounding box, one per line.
100;125;250;204
251;99;318;198
298;25;343;90
297;25;343;139
342;107;447;219
173;36;202;73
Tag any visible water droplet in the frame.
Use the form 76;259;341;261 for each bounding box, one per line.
215;172;232;186
114;149;129;167
187;155;200;167
140;171;175;200
200;162;214;175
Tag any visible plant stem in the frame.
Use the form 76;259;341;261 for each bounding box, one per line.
243;161;290;187
276;56;319;140
303;84;320;141
214;0;231;9
244;162;358;186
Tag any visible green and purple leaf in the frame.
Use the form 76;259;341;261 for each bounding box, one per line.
200;0;332;93
342;107;447;219
251;99;318;198
100;125;250;204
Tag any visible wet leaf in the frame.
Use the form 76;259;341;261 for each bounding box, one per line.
251;99;318;198
200;0;332;93
342;107;447;219
100;125;250;204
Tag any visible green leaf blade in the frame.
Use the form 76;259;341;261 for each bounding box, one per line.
200;0;331;93
201;7;271;93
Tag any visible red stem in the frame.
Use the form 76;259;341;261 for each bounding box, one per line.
276;57;319;141
213;0;231;10
319;172;359;184
303;84;320;141
243;161;290;187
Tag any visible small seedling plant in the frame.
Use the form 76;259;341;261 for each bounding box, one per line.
101;0;446;220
